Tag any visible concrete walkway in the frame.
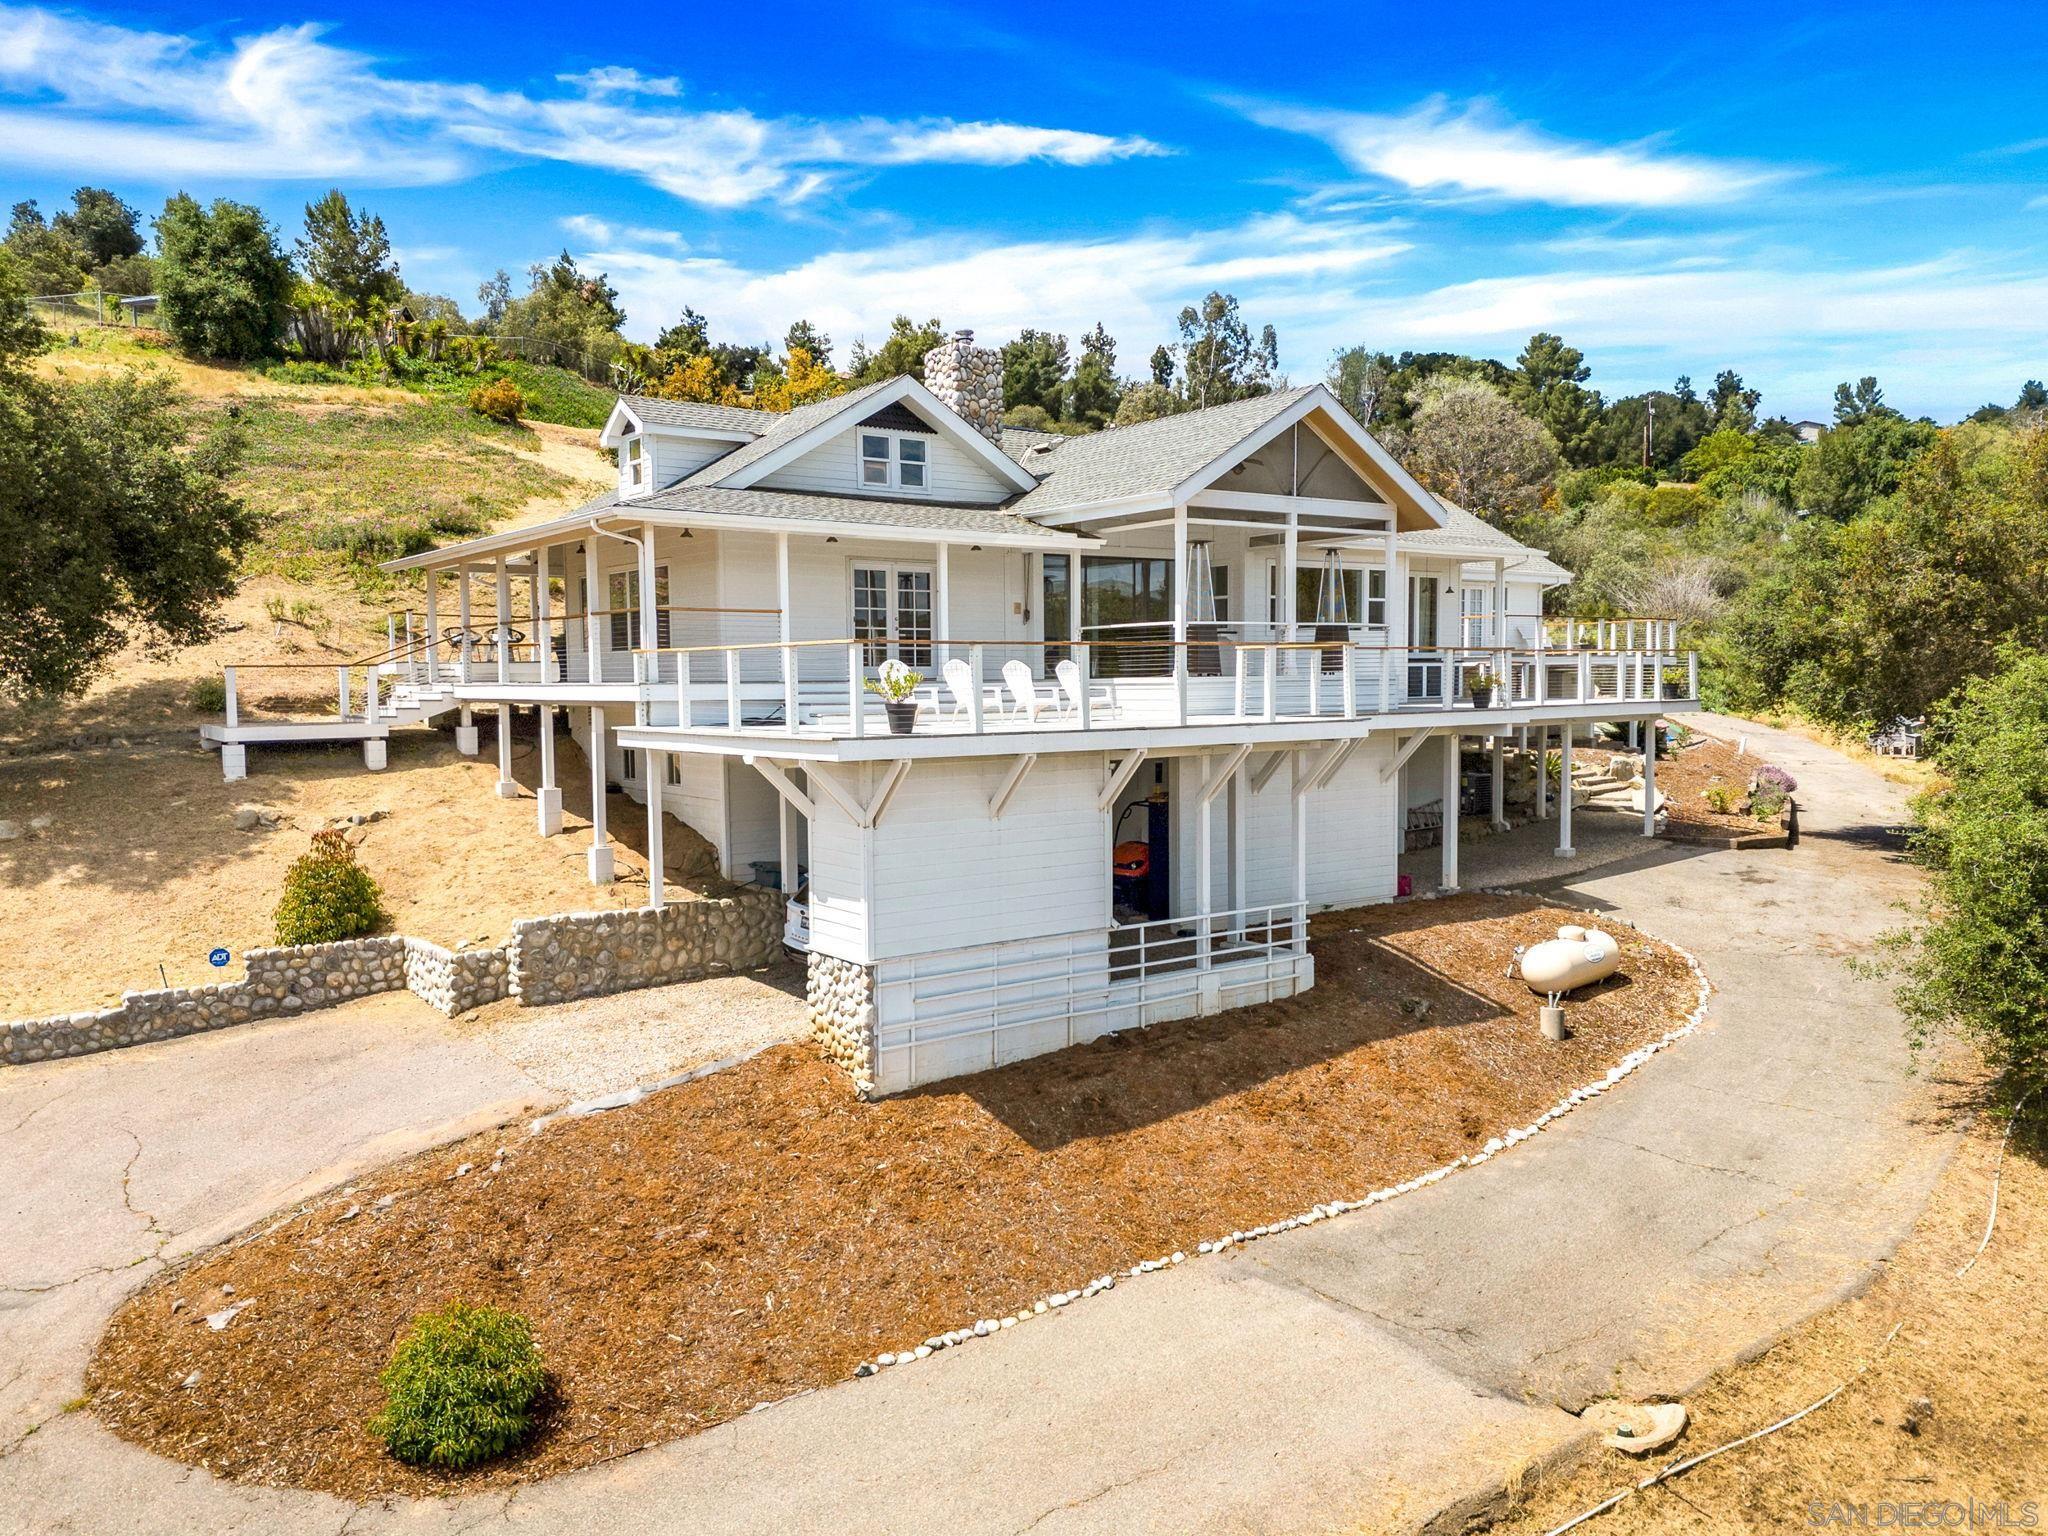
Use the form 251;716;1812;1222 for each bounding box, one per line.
0;715;1957;1535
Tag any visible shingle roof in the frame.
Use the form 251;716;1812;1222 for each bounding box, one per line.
639;484;1081;541
1007;386;1320;516
618;396;776;434
1406;498;1573;582
680;377;905;487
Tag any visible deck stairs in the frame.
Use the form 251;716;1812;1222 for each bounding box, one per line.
199;680;461;781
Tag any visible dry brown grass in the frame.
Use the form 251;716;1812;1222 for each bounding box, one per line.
1480;1092;2048;1534
88;894;1701;1499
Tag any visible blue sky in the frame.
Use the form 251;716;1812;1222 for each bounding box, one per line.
5;0;2047;419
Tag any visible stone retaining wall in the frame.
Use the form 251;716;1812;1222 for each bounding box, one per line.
808;952;878;1091
6;892;789;1067
507;891;784;1007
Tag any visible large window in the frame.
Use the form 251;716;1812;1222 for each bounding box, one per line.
857;432;930;493
1277;563;1387;629
607;565;670;652
1082;556;1174;676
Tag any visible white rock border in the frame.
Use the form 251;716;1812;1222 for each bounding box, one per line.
847;889;1713;1381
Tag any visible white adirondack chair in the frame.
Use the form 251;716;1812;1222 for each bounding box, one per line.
1055;659;1115;718
1002;659;1062;721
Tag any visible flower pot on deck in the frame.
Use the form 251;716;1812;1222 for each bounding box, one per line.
1470;685;1495;709
883;700;918;735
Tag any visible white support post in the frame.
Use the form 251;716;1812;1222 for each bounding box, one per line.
727;649;743;731
1440;732;1460;892
1076;644;1092;730
496;704;518;797
536;705;562;835
456;704;477;756
847;644;865;738
1171;501;1190;726
1228;752;1249;930
583;538;604;684
637;525;659;652
935;540;950;659
1196;754;1213;971
1491;734;1508;832
1291;749;1309;952
1642;720;1660;837
646;750;666;910
1281;509;1299;675
336;666;349;720
968;643;985;733
458;566;474;682
1688;650;1699;699
424;573;440;683
778;788;794;894
494;556;511;685
1492;559;1509;649
534;546;553;684
1341;646;1356;719
1262;645;1278;723
1535;724;1549;820
222;667;239;727
587;706;614;883
1576;649;1592;703
777;532;795;734
1556;727;1576;858
1385;521;1404;703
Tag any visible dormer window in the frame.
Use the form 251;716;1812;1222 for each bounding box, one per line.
625;435;644;488
858;431;929;494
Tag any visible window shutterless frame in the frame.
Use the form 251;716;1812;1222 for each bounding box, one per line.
855;430;932;494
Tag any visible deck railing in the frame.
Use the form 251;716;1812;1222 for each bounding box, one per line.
629;633;1699;739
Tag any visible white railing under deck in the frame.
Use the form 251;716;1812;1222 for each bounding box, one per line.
637;631;1700;740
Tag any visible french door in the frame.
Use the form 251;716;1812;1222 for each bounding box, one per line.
852;564;933;669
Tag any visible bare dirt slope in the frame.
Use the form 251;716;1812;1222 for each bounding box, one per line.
0;727;730;1018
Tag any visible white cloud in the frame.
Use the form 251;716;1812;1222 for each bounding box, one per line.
559;214;686;250
1243;97;1782;208
0;4;1166;203
576;212;1410;360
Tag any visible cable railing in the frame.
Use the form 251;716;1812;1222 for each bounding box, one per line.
627;634;1700;739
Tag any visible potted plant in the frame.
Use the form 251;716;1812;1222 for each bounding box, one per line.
1466;667;1502;708
864;658;924;735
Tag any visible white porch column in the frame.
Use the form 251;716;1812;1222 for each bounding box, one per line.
1171;502;1190;723
1490;733;1508;832
456;704;477;756
1492;558;1509;648
1439;732;1460;892
1642;720;1660;837
536;705;561;835
493;556;511;685
1292;749;1309;928
1228;754;1248;927
1535;724;1549;820
587;706;614;883
1385;522;1406;704
645;749;667;910
496;704;518;797
1555;727;1576;858
934;540;951;665
1195;753;1213;969
1280;510;1299;680
583;538;604;683
637;524;659;652
776;532;796;733
424;569;440;683
533;546;553;684
457;566;473;682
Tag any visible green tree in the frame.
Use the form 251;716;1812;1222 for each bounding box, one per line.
1884;647;2048;1104
1326;345;1392;428
1176;291;1278;407
1708;368;1761;433
784;319;832;371
1148;344;1174;388
476;269;512;326
1401;377;1560;522
154;194;292;360
1000;328;1070;419
1794;414;1939;518
0;251;254;699
4;201;87;295
850;315;945;383
1113;381;1185;426
295;189;404;313
1067;322;1121;428
52;187;144;269
655;304;711;362
497;252;627;359
1510;333;1604;466
1832;375;1893;426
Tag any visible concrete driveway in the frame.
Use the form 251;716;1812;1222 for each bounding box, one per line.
0;715;1958;1535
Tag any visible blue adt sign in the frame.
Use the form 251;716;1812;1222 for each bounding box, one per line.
208;948;231;968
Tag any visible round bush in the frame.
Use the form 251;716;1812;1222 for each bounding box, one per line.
467;377;524;424
370;1303;546;1470
273;828;387;945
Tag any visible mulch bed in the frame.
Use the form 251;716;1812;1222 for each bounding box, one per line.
1585;729;1792;836
89;893;1700;1500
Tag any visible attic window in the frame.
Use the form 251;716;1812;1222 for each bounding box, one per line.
626;436;644;487
858;431;929;494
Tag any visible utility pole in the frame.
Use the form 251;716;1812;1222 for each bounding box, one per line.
1643;398;1655;468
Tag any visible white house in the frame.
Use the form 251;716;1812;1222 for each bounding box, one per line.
203;330;1697;1093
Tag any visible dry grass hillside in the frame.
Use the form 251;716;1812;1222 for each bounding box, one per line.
1;329;652;1018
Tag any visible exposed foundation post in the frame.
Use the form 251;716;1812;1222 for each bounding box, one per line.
1555;726;1576;858
221;743;247;782
1490;733;1508;832
455;705;478;756
1535;724;1550;820
646;749;667;910
1642;719;1660;837
587;705;614;883
496;704;518;798
536;705;562;835
1439;731;1460;892
363;737;387;771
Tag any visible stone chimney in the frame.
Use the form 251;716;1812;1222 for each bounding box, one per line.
922;328;1004;444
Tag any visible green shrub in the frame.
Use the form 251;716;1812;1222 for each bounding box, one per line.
467;377;524;424
370;1303;547;1470
274;828;386;945
1702;783;1739;815
187;674;227;714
